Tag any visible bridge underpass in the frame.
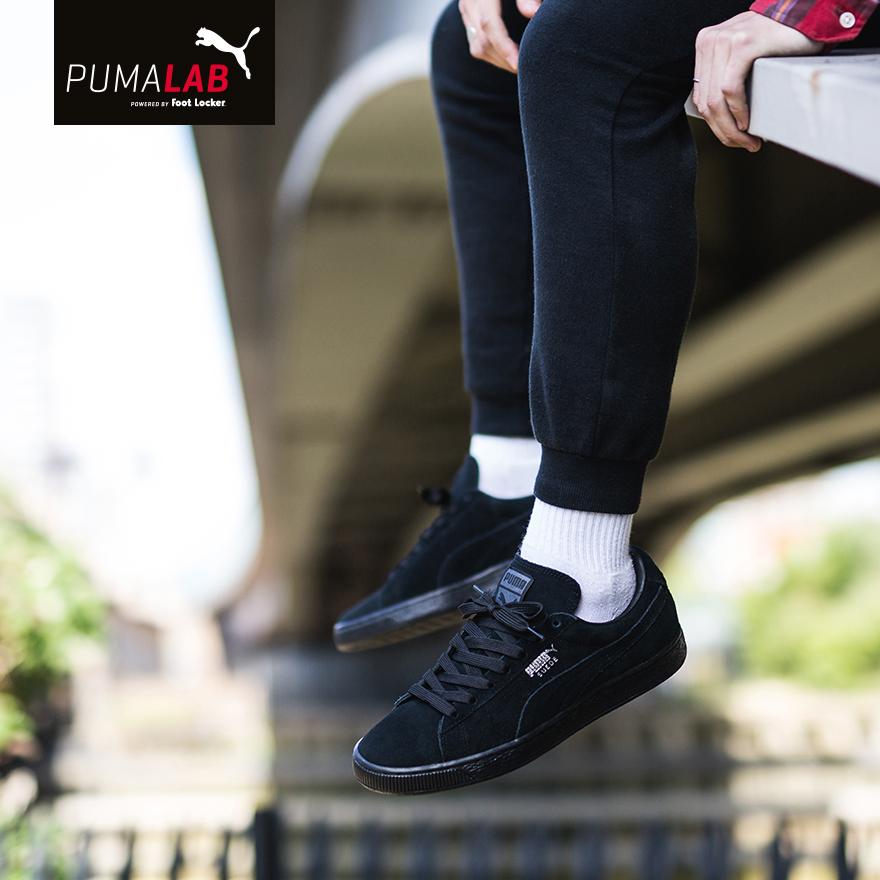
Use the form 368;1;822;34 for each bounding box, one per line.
194;2;880;651
188;1;880;855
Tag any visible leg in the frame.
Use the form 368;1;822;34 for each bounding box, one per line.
518;0;751;514
515;0;751;619
333;1;542;651
431;0;534;438
351;0;739;790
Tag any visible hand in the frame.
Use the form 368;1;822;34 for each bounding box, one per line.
693;11;822;152
458;0;543;73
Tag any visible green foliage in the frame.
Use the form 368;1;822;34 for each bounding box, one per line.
0;494;103;752
0;694;32;746
0;817;72;880
740;528;880;688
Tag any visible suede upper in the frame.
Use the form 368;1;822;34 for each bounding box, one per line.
356;547;681;768
337;456;533;624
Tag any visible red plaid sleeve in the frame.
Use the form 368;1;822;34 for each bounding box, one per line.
750;0;879;41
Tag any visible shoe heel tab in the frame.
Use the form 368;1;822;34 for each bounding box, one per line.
630;545;666;586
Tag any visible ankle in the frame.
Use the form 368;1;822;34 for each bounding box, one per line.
520;499;636;623
469;434;540;499
520;500;632;571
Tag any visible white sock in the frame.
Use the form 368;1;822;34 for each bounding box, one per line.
469;434;541;499
520;499;636;623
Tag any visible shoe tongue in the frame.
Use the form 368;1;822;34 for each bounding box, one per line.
449;455;479;499
492;555;580;615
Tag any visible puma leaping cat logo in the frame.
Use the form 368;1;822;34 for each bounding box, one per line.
195;26;261;80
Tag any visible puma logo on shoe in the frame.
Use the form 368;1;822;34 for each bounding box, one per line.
525;645;558;678
496;568;534;605
195;26;261;80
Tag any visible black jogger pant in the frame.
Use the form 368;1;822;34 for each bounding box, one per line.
430;0;753;513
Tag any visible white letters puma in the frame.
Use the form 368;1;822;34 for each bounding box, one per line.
195;26;260;80
525;645;559;678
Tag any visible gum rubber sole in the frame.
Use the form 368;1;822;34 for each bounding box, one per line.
352;630;687;795
333;562;511;653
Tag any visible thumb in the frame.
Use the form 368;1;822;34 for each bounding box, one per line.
517;0;541;18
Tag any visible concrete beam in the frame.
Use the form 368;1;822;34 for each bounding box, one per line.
672;216;880;413
644;392;880;515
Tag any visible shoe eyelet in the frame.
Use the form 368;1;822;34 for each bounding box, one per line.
468;696;477;705
551;619;562;629
450;710;459;718
500;663;510;673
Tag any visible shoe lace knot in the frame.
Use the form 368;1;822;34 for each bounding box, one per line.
419;486;451;507
402;590;546;717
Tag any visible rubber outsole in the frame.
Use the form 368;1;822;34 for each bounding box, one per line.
352;629;687;795
333;561;511;653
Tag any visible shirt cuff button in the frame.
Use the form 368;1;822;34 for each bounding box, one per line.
839;10;856;27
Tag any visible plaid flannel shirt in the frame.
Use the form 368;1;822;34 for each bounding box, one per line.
750;0;878;42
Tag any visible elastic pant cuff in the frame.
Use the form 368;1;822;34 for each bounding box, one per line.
471;394;534;438
535;447;647;513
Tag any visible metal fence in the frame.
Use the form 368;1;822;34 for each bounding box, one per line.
1;807;868;879
253;810;862;880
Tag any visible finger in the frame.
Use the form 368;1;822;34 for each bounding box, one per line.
460;7;510;70
704;36;748;149
693;28;710;111
714;57;762;149
721;51;756;135
715;93;760;150
517;0;541;18
704;29;728;125
483;14;520;71
705;30;764;151
478;35;514;72
462;16;507;70
459;6;476;44
477;37;511;71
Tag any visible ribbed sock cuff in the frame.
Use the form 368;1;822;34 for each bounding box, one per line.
520;500;633;574
471;394;533;438
534;447;647;514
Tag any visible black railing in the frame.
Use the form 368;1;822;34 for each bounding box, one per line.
249;808;856;880
0;808;865;879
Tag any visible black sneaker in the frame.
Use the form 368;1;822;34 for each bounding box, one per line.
352;548;686;794
333;456;533;653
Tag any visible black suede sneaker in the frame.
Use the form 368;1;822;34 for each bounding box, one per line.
352;547;686;794
333;456;533;653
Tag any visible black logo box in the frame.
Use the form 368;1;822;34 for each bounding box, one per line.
55;0;274;125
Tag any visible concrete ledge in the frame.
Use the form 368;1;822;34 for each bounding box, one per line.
686;51;880;186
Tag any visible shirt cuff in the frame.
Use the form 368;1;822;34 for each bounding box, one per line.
749;0;879;42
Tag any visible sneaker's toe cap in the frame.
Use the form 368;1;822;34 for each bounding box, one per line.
336;591;384;626
355;700;443;769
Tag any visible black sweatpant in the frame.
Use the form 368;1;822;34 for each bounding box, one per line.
430;0;753;513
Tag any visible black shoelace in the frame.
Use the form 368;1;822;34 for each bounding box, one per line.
403;591;546;717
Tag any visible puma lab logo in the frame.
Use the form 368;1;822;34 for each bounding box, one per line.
195;26;261;80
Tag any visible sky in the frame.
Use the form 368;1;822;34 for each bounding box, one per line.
0;3;260;617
